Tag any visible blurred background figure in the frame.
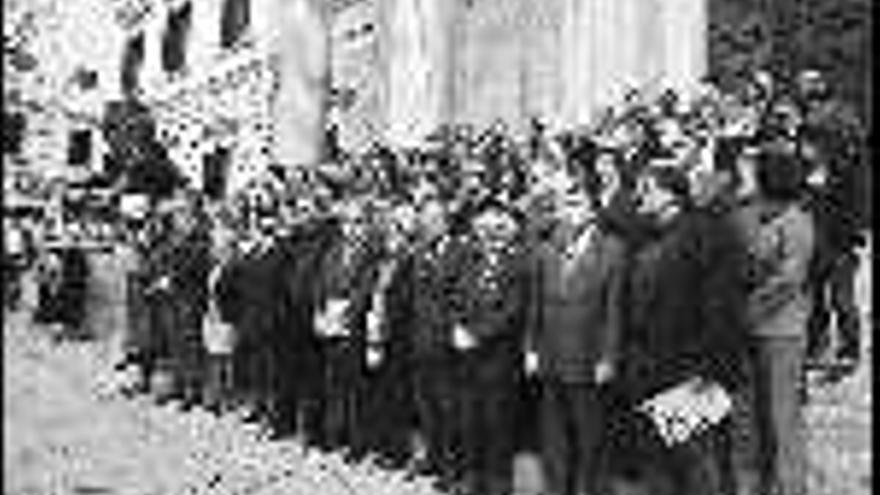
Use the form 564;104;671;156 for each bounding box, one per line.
795;69;869;375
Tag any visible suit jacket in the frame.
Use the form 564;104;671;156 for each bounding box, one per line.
454;234;530;349
274;222;335;355
405;235;465;359
313;225;385;344
528;224;626;383
224;240;283;347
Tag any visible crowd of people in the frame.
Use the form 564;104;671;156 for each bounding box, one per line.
5;67;869;495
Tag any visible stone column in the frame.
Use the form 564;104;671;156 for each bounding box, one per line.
271;0;328;168
660;0;708;95
380;0;452;147
638;0;665;91
558;0;706;127
188;0;219;73
140;9;166;96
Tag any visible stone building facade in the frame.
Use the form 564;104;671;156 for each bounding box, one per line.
119;0;285;194
335;0;708;148
5;0;709;198
4;0;125;185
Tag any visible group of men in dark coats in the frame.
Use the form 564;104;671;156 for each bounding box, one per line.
109;69;867;495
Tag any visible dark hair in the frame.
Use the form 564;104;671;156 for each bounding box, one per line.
755;148;806;201
642;166;691;206
714;137;748;189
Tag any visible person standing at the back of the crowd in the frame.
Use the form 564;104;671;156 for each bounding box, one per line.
163;194;211;410
114;214;153;395
4;217;32;311
56;229;90;340
733;147;815;495
134;211;168;397
202;209;239;415
796;69;868;373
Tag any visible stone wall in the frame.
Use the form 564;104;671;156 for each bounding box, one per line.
151;49;277;195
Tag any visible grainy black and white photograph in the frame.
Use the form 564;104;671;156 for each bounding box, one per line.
2;0;873;494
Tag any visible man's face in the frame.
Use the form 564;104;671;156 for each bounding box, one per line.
419;200;447;240
798;71;827;101
173;208;196;234
635;174;676;216
688;165;731;207
555;179;594;229
474;210;517;249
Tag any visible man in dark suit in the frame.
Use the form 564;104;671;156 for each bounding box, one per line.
227;212;284;423
451;200;530;495
526;178;626;495
354;204;418;469
271;214;336;440
312;199;384;459
405;197;467;489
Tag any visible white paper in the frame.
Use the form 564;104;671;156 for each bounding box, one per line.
314;298;351;338
638;377;732;446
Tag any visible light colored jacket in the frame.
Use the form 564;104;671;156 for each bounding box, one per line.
736;200;815;338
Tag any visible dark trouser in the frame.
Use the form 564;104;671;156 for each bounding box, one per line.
719;364;762;495
412;353;461;480
271;344;317;437
751;336;807;495
360;354;414;465
58;283;88;338
603;391;726;495
807;248;861;360
203;354;234;411
233;313;277;417
540;379;605;495
458;350;518;495
170;329;206;404
320;337;364;453
5;262;22;309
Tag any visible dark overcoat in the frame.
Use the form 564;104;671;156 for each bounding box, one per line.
621;206;749;403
